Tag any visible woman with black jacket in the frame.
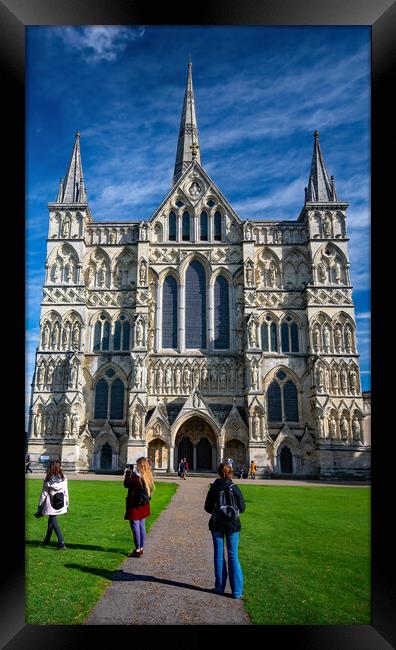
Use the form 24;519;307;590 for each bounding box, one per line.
204;462;246;598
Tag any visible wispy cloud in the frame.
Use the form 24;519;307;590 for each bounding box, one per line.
57;26;145;64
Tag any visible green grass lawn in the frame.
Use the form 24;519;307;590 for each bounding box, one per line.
25;479;178;625
237;485;370;625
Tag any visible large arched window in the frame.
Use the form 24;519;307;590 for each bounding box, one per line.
169;211;177;241
267;369;299;423
261;315;278;352
93;313;111;352
281;316;300;353
182;211;190;241
113;314;132;351
200;211;208;241
162;275;178;349
214;275;229;349
94;368;125;420
214;211;222;241
185;260;206;349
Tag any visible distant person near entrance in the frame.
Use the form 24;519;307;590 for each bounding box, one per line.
249;460;257;479
204;462;246;599
183;457;189;479
178;458;185;479
124;457;154;558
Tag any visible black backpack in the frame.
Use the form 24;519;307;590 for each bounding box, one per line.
135;481;149;506
212;484;240;525
51;492;64;510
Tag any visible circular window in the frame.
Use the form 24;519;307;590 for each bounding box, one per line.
207;199;215;207
276;370;287;381
106;368;115;378
175;200;184;207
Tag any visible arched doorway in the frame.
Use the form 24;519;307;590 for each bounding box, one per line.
225;439;246;468
149;438;168;469
177;436;193;468
197;437;211;469
175;416;217;471
100;442;112;470
280;446;293;473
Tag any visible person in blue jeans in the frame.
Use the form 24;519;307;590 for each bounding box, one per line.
204;462;246;598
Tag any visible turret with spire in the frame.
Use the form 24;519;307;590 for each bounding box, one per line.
305;130;338;203
172;60;201;185
55;131;87;204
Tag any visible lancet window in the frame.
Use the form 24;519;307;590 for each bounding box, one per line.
267;370;299;423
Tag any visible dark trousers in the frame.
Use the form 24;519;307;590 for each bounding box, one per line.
25;464;32;473
44;515;65;545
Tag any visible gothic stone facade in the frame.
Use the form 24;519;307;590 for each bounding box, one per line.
27;66;370;479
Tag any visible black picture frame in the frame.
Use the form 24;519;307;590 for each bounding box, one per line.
2;1;394;647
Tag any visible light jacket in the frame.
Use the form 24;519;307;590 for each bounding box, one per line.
38;476;69;516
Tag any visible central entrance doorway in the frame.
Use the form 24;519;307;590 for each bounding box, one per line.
175;416;217;472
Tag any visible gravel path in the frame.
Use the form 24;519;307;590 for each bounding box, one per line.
85;477;251;625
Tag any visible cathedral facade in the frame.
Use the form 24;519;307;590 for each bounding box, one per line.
27;63;370;479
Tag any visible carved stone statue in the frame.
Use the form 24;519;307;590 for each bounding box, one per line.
64;411;70;435
174;365;181;392
332;367;339;393
156;366;163;392
318;263;327;284
98;265;107;287
34;412;42;437
318;415;325;438
352;416;361;441
316;366;325;392
183;366;191;393
147;365;154;393
46;364;54;389
340;368;348;393
201;365;208;388
72;324;80;348
248;320;257;348
134;362;143;389
340;415;349;439
165;366;172;391
139;261;146;286
312;326;320;352
37;364;45;389
269;265;277;288
349;369;358;393
322;325;331;352
252;413;260;440
345;326;353;351
322;218;331;237
61;214;71;238
51;323;60;350
42;324;50;350
334;261;342;284
251;365;259;390
329;416;337;439
136;320;144;347
69;362;78;389
133;410;141;439
193;365;200;388
71;411;80;434
46;413;54;435
334;326;342;351
245;262;254;287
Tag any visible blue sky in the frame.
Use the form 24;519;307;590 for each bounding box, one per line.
26;25;371;427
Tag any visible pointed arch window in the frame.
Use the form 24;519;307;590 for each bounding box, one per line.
162;275;178;349
185;260;206;349
169;211;177;241
113;314;132;351
94;369;125;420
214;275;229;349
214;211;222;241
281;316;300;353
200;211;208;241
267;370;299;423
93;313;111;352
261;315;278;352
182;211;190;241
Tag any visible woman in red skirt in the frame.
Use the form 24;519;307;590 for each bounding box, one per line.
124;457;155;557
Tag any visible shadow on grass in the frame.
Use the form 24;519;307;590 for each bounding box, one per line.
26;540;126;553
65;563;217;595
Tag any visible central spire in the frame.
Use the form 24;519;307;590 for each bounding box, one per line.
306;130;337;202
57;131;87;204
172;60;201;185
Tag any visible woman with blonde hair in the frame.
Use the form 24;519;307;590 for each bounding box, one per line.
124;457;154;557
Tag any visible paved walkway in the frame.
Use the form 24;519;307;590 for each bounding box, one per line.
85;477;251;625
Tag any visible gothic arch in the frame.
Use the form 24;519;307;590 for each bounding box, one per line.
179;251;212;281
171;412;221;448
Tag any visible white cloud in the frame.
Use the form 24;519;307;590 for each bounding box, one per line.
58;26;145;63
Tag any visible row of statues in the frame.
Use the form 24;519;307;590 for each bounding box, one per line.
36;358;81;391
315;364;359;395
41;320;81;351
318;413;362;442
145;361;246;394
32;409;80;437
50;257;78;284
312;322;355;354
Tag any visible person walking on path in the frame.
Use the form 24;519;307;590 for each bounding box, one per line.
183;457;189;479
124;457;154;558
25;454;32;474
178;458;185;479
35;459;69;549
249;460;257;479
204;462;246;599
